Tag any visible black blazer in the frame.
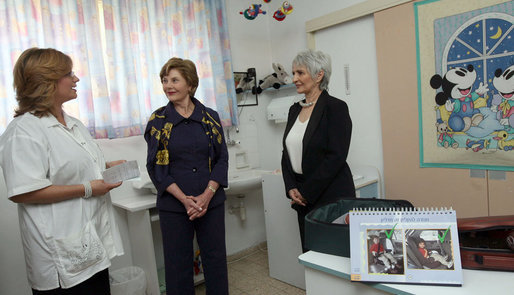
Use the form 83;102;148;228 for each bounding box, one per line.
281;90;355;208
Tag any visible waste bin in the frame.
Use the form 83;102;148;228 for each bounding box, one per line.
305;198;414;257
110;266;147;295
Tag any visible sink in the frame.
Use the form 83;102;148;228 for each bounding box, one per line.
226;169;269;195
132;169;270;195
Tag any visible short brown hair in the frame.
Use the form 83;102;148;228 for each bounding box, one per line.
159;57;199;97
13;48;73;118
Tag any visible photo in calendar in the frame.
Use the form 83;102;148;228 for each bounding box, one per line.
349;208;462;286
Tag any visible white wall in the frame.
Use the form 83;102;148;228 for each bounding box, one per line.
0;0;384;293
315;16;384;178
227;0;383;186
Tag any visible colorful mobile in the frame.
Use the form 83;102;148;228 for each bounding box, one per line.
280;1;293;15
273;1;293;21
240;4;266;20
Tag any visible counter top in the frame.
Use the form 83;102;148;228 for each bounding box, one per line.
299;251;513;295
112;166;380;212
351;165;379;190
112;191;156;212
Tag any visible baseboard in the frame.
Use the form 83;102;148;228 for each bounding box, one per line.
227;241;268;263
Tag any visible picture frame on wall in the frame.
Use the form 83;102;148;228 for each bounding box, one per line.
234;71;258;106
415;0;514;171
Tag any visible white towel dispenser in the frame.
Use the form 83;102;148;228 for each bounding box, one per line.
266;95;297;123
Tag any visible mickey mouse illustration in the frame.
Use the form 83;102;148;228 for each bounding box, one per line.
430;65;489;132
490;65;514;128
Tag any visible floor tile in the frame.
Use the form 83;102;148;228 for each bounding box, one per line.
184;248;304;295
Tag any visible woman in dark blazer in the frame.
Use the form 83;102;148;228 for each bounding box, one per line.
281;50;356;252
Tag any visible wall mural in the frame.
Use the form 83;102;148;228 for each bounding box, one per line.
415;0;514;170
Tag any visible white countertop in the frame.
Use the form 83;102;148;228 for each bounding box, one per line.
299;251;513;295
351;165;379;190
112;166;380;212
112;191;156;212
111;177;157;212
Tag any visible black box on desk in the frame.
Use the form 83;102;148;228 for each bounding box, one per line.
305;198;413;257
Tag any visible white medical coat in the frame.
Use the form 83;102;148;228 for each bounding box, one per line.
0;112;124;290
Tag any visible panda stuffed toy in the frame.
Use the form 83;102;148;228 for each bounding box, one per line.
253;63;292;94
235;75;255;94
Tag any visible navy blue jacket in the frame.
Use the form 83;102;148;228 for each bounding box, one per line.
145;98;228;212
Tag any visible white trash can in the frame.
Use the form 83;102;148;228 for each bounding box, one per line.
110;266;147;295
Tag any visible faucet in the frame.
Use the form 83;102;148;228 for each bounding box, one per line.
226;126;240;146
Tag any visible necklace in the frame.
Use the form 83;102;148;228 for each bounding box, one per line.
299;98;314;108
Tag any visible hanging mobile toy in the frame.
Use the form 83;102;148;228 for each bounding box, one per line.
240;4;266;20
280;1;293;15
273;10;286;21
273;1;293;21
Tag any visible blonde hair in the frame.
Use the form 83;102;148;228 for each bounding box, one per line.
13;47;73;118
159;57;199;96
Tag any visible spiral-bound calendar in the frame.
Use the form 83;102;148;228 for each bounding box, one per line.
349;207;462;286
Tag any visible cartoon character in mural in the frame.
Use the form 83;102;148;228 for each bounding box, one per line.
465;138;490;152
430;65;489;133
493;130;514;151
490;65;514;130
436;120;458;149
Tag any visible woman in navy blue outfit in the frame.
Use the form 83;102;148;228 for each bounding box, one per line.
145;57;229;294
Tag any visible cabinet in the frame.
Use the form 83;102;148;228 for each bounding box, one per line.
262;166;379;289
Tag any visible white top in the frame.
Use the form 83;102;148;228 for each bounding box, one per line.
285;117;309;174
0;112;124;290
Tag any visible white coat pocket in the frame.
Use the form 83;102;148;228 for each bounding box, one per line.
54;221;106;274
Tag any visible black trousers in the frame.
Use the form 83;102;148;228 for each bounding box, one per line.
295;204;313;253
292;172;314;253
159;204;228;295
32;268;110;295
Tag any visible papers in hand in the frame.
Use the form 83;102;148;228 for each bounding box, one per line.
102;160;141;183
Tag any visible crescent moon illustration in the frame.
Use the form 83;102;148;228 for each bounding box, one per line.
490;26;502;39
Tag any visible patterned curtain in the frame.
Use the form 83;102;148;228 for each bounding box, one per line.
0;0;237;138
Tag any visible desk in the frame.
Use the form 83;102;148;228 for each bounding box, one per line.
299;251;513;295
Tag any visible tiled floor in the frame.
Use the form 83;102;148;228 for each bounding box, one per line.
194;248;306;295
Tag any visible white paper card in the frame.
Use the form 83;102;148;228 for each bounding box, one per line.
102;160;140;183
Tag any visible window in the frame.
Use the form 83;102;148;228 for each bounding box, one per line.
439;13;514;91
0;0;238;137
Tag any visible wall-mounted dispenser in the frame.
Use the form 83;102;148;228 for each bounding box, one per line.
266;95;297;123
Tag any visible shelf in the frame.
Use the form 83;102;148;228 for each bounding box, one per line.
237;83;295;95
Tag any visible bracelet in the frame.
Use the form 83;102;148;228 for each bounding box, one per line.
207;185;216;193
83;181;93;199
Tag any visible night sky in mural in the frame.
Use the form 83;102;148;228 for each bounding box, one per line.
447;18;514;94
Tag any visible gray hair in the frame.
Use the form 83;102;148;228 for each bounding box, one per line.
292;49;332;90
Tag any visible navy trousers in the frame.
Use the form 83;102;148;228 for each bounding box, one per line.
31;268;110;295
159;203;228;295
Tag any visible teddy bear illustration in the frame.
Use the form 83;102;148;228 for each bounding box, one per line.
436;120;458;148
